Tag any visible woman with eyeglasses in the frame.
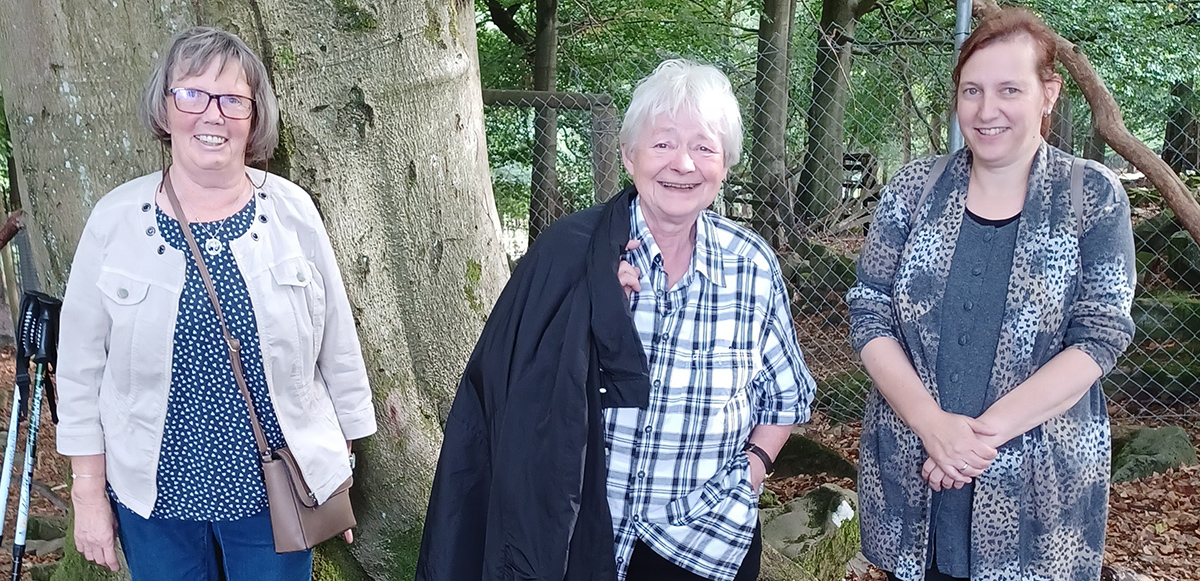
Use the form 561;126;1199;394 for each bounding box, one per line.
55;27;376;579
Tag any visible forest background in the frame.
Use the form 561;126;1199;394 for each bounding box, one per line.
0;0;1199;578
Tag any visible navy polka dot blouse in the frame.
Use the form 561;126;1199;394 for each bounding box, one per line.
138;197;288;521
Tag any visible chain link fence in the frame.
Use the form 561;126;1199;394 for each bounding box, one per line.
476;0;1200;427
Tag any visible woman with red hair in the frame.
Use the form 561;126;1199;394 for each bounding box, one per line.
849;8;1135;580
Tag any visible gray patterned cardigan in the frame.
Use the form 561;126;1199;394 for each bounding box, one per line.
847;143;1136;581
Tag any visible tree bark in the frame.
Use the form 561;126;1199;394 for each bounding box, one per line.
529;0;561;243
1162;81;1199;174
0;0;508;578
1084;112;1106;162
974;0;1200;247
750;0;798;249
799;0;855;223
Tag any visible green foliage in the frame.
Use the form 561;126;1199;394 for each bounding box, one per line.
1018;0;1200;149
476;0;1198;231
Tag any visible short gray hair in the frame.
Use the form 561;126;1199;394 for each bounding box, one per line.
139;27;279;163
619;59;743;168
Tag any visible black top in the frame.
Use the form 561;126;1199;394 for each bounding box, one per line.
417;187;651;581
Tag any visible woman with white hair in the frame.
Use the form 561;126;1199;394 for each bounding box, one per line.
57;27;375;579
417;59;814;581
608;58;815;581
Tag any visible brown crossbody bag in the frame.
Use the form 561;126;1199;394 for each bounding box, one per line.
162;170;356;553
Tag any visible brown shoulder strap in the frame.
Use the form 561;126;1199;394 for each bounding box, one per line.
161;169;272;461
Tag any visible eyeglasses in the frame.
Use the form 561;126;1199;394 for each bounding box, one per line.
169;87;255;120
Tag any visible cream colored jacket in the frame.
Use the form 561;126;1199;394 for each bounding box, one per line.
56;169;377;517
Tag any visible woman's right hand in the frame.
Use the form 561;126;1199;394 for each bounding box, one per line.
71;480;120;572
618;239;642;299
912;409;998;487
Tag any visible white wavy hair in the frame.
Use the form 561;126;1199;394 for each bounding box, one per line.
619;59;743;168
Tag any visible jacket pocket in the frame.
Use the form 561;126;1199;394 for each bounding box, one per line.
96;270;150;306
263;257;324;383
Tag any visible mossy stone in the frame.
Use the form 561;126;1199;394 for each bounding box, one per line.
1111;425;1199;483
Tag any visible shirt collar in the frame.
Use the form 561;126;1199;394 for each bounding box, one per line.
629;197;726;288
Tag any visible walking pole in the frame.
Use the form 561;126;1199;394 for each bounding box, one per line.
11;293;60;581
0;295;40;545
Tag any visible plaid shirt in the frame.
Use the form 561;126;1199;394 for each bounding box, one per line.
604;198;815;581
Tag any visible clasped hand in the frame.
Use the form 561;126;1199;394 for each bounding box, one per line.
916;411;1000;491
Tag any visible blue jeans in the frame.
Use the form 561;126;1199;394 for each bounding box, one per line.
114;502;313;581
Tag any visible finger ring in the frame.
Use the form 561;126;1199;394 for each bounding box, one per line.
961;462;970;471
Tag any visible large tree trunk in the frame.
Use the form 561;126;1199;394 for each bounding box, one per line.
1084;112;1106;162
799;0;855;223
0;0;508;579
1162;81;1199;174
750;0;798;249
528;0;561;243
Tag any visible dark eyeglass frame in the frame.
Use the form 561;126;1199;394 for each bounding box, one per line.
168;87;256;120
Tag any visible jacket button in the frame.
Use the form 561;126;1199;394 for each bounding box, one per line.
598;387;607;394
258;191;267;199
297;270;307;283
258;215;268;223
158;245;165;255
251;232;260;241
117;288;129;299
145;226;155;236
141;202;151;212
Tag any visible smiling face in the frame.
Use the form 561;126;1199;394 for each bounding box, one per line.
622;110;728;229
166;57;253;178
956;34;1060;171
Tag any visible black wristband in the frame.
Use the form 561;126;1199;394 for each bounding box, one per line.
743;442;774;476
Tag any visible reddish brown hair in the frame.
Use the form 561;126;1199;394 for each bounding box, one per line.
952;7;1062;135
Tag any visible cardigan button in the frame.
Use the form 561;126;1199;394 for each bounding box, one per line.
963;300;973;311
972;266;983;276
958;334;969;346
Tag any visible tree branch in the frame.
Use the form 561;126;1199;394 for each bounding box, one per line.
854;0;880;20
486;0;534;54
973;0;1200;245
